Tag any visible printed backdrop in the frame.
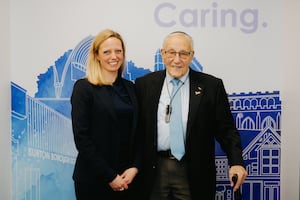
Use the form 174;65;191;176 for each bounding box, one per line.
10;0;282;199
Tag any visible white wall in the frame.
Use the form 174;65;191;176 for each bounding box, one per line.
1;0;300;199
0;0;12;199
281;0;300;199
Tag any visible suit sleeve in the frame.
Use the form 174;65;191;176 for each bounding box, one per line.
214;79;245;167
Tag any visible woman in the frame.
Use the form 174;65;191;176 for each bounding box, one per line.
71;29;141;200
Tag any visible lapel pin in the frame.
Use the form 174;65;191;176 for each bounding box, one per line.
195;86;202;95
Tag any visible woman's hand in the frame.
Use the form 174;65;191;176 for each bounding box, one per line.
120;167;138;184
109;174;129;192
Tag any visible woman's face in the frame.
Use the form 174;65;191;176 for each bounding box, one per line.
96;37;124;74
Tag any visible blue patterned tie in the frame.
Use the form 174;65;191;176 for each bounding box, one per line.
170;78;185;160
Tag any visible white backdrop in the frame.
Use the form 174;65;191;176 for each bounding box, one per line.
10;0;281;96
0;0;12;200
1;0;300;199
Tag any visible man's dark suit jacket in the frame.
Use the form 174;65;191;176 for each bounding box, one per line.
71;78;140;185
135;69;244;199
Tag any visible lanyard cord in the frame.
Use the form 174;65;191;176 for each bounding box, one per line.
164;76;188;123
165;76;188;105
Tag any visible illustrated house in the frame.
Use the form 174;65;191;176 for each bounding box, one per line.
215;92;281;200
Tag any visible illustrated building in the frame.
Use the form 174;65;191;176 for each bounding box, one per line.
11;36;281;200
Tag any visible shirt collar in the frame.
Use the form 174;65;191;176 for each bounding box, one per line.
166;69;190;83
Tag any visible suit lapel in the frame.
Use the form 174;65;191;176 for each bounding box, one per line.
148;70;166;111
154;72;166;102
186;70;205;138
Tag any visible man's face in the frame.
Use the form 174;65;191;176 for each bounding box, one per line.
161;34;194;79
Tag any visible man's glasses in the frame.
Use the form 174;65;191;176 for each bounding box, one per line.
164;50;192;59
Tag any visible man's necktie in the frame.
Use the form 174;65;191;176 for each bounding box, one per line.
170;78;185;160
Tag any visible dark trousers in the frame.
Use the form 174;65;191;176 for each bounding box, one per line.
150;156;192;200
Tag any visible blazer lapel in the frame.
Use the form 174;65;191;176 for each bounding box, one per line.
151;71;166;106
99;86;118;120
144;70;166;113
186;70;205;138
122;79;139;135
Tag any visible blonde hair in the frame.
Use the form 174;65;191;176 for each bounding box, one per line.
86;29;125;85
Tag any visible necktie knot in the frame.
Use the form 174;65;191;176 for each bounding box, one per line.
171;78;181;86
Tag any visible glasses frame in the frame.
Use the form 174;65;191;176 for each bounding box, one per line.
163;49;192;59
